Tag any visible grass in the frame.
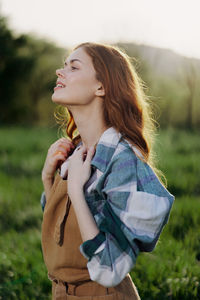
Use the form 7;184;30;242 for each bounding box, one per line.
0;126;199;299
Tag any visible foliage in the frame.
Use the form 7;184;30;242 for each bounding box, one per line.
0;15;65;126
0;126;199;299
116;43;200;130
0;16;35;124
1;13;200;129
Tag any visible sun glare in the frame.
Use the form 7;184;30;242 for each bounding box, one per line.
1;0;200;59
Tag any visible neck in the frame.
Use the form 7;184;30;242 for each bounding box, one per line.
68;102;109;149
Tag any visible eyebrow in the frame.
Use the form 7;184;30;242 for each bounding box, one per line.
64;58;82;65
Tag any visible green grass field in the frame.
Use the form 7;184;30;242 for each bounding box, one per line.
0;126;199;299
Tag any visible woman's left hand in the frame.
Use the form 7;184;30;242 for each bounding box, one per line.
67;145;95;199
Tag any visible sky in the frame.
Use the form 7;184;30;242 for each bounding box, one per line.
1;0;200;59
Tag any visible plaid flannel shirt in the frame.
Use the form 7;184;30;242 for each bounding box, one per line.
40;127;175;287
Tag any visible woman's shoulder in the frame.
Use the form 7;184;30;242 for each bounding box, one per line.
112;137;174;201
111;136;144;167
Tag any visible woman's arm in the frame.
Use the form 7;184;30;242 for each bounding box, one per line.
67;145;99;241
42;177;54;200
70;188;100;242
41;137;75;202
78;147;175;287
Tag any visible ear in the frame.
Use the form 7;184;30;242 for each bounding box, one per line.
95;83;105;97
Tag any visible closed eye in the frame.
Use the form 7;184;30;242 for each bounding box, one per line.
63;61;78;70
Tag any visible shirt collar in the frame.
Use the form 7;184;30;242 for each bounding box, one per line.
91;127;122;172
72;127;122;172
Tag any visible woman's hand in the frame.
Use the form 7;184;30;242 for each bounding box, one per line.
41;138;75;183
67;145;95;199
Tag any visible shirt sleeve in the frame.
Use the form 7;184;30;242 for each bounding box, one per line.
79;148;175;287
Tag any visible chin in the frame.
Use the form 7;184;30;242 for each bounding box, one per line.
52;93;65;104
51;95;73;108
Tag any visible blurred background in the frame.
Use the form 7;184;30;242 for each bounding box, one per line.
0;0;199;299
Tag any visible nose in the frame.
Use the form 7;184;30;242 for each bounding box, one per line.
56;68;64;78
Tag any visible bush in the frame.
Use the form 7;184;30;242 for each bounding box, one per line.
0;126;199;299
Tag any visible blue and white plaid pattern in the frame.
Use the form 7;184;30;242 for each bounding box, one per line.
41;127;175;287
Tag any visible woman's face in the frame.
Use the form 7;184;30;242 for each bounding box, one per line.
52;47;102;106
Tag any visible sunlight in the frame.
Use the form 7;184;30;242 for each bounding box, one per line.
1;0;200;59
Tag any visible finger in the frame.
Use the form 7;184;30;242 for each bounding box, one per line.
49;143;74;156
56;144;73;154
56;153;67;161
52;153;67;167
85;146;95;163
57;140;75;149
61;138;75;146
74;145;87;155
59;137;73;143
53;150;66;157
53;138;74;148
70;145;87;162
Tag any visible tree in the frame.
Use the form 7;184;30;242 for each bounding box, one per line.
0;16;35;124
0;14;65;125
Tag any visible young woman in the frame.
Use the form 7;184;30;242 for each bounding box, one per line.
40;42;174;300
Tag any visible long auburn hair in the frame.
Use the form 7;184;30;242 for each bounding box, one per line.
54;42;165;185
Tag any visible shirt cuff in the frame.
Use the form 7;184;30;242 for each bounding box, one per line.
79;231;106;261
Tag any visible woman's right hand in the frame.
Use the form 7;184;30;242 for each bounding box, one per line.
41;138;75;183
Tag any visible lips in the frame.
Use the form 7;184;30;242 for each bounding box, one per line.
54;81;66;92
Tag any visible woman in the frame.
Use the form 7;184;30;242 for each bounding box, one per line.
40;42;174;300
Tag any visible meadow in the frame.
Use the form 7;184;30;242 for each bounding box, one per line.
0;126;199;299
